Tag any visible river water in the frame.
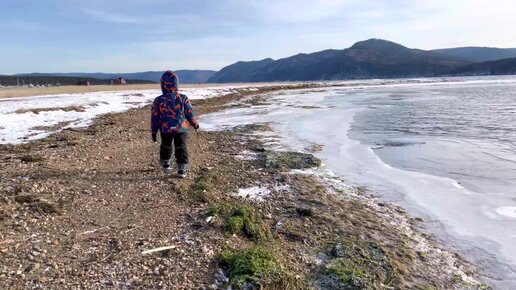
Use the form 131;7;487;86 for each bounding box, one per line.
202;76;516;288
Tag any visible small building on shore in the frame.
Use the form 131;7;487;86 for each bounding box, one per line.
77;80;91;86
110;78;127;85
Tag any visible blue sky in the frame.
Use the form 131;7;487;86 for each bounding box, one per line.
1;0;516;74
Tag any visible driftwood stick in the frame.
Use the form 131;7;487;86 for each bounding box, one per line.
79;226;109;236
141;245;176;255
0;239;15;245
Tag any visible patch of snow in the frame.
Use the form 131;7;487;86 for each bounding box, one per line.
181;87;236;99
233;150;259;160
496;207;516;219
233;186;270;202
273;184;292;192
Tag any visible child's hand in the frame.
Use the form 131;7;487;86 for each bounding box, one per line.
191;120;200;130
151;132;157;142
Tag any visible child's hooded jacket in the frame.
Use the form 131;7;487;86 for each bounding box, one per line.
151;71;197;134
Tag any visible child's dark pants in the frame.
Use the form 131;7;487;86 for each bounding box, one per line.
160;132;189;164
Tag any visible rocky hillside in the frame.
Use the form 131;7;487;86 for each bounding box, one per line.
208;39;471;82
206;58;275;83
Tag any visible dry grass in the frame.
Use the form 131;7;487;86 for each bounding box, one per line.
15;105;86;114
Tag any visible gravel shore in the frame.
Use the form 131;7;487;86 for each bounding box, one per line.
0;85;487;289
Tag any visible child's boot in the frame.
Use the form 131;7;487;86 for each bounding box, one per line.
160;159;172;170
177;163;188;178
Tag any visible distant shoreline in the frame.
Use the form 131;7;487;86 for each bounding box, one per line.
0;84;158;99
0;83;265;100
3;75;516;101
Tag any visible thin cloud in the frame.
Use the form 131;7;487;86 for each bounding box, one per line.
82;8;147;24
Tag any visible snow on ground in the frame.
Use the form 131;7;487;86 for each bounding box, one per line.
0;86;241;144
233;186;271;202
233;150;259;160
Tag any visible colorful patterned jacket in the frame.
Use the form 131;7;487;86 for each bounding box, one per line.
151;71;198;134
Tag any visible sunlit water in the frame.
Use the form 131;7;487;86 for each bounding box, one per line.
202;76;516;288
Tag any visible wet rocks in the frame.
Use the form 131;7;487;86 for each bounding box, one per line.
14;194;37;204
296;207;315;217
29;201;60;214
19;154;45;163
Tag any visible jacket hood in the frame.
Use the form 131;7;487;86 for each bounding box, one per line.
161;70;179;95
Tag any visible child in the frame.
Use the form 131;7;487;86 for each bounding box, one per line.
151;71;199;178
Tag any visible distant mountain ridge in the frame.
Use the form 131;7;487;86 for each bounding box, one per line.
7;39;516;85
449;57;516;76
208;39;471;82
16;70;216;84
431;47;516;62
210;58;275;83
208;39;516;82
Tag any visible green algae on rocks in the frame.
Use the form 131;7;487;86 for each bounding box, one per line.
263;151;321;170
208;202;270;241
219;245;305;290
316;240;395;289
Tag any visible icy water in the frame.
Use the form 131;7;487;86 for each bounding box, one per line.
321;79;516;288
202;76;516;288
